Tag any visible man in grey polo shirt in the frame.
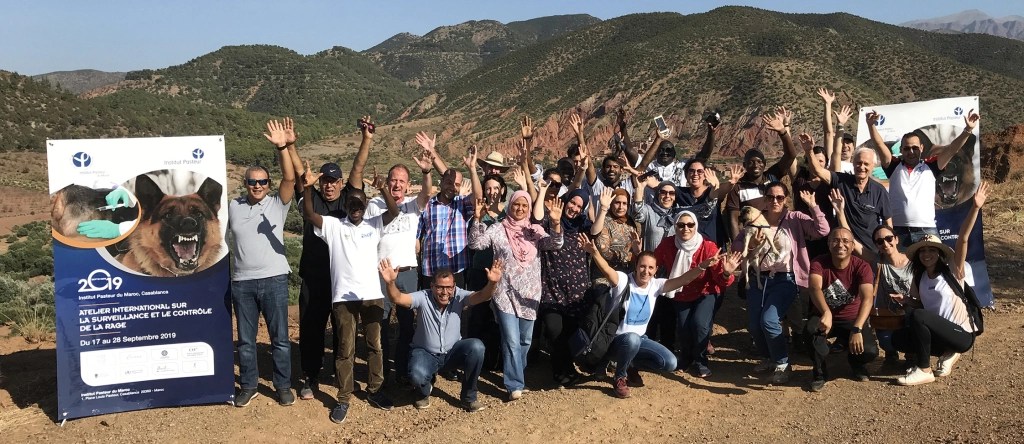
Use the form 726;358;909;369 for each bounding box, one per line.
378;258;503;412
227;118;296;407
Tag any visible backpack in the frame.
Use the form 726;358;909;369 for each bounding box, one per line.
941;270;984;336
569;283;630;373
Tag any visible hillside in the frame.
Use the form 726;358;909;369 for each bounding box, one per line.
902;9;1024;41
400;7;1024;160
364;14;600;90
31;69;126;94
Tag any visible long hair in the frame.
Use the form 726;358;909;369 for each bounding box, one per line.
910;247;950;291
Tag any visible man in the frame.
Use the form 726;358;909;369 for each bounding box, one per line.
635;113;718;189
227;118;296;407
301;117;399;425
378;258;503;412
806;228;878;391
867;109;980;246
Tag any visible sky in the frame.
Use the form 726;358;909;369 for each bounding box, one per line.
3;0;1021;75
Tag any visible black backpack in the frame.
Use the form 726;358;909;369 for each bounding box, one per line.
569;283;630;373
941;270;984;336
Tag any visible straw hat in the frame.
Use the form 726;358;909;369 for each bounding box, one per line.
477;152;511;171
905;234;954;260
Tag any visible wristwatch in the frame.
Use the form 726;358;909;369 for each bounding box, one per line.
851;326;862;334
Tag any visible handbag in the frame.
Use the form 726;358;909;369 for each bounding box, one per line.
569;283;629;373
941;270;985;336
869;263;906;330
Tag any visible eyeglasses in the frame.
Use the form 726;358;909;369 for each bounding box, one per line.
658;190;676;196
766;195;786;202
686;169;705;176
874;235;896;246
676;222;696;229
245;178;269;186
433;284;455;293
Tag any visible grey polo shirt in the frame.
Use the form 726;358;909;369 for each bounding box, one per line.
410;287;473;354
228;194;291;280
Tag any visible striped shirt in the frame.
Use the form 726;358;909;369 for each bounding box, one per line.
417;195;474;276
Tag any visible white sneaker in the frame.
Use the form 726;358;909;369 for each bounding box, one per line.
897;367;936;386
934;352;961;377
509;390;523;401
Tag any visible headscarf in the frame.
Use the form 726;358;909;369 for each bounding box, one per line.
649;181;680;235
559;189;591;234
609;188;631;224
502;190;549;266
669;211;704;280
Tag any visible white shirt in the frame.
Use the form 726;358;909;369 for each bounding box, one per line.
647;159;688;187
314;216;385;302
889;160;938;227
919;263;975;332
611;271;668;336
365;195;421;268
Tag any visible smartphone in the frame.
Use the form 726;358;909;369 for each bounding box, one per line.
637;170;660;182
653;115;670;138
705;111;721;128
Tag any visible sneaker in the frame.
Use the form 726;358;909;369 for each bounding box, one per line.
508;390;523;401
753;359;775;374
413;395;431;410
277;388;295;406
613;376;631;399
695;363;712;378
809;378;827;392
626;367;645;387
329;402;350;424
233;388;259;407
463;399;486;413
771;364;791;385
851;366;871;382
897;367;936;386
934;352;961;377
299;379;316;400
366;391;394;411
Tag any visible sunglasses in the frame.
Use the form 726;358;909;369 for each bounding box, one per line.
245;178;270;186
676;222;696;229
874;235;896;246
766;195;786;202
658;190;676;196
686;169;705;175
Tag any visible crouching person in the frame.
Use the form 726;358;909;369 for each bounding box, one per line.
378;258;504;412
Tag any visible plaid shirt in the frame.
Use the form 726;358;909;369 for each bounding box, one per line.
417;195;474;276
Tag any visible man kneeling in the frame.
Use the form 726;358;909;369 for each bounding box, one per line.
378;258;503;412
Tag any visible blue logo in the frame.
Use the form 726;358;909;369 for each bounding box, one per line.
192;148;204;159
72;152;91;167
953;107;963;116
877;115;886;126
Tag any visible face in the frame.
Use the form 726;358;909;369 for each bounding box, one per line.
829;229;855;260
852;151;874;180
917;246;943;270
440;171;462;200
602;159;622;184
387;167;410;202
431;275;456;307
245;169;270;202
744;156;765;177
634;255;657;286
657;145;675;166
764;185;786;214
344;191;367;225
901;135;924;166
675;215;696;241
509;196;530;221
544;185;559;203
657;185;676;208
484;179;503;205
685;162;706;188
841;139;854;161
565;196;584;219
873;228;899;256
319;175;342;201
611;194;629;218
482;165;503;176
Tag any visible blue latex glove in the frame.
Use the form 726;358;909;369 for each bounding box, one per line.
105;188;132;207
77;220;121;239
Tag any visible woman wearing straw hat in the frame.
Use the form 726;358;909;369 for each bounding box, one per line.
892;182;989;386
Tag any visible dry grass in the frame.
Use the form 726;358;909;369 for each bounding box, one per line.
986;181;1024;237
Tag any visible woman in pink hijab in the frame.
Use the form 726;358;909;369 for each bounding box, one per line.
469;190;563;400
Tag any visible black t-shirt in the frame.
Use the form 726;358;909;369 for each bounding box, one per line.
829;171;891;253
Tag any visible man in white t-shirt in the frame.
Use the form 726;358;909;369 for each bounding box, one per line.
301;166;399;425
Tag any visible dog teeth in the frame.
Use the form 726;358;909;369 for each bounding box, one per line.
176;234;199;243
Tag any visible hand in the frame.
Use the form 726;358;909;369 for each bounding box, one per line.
628;229;642;254
264;118;290;148
367;166;386;191
282;116;297;145
697;251;723;271
578;233;597;255
412;151;433;172
463;146;479;170
797;132;815;153
414;131;437;154
486;259;505;283
358;116;375;139
828;188;845;213
849;330;865;355
835;105;853;126
515;139;529;159
598;188;613;210
568;113;584;136
721;251;743;275
473;198;483;220
963;108;980;132
537;179;550;192
705;168;720;188
973;181;990;208
104;188;132;207
798;190;815;207
889;292;905;305
520;115;534;140
727;164;744;184
779;106;792;128
302;160;322;188
818;311;833;335
616;108;628;131
459;177;472;196
865;110;880;127
816;88;835;104
511;167;528;190
761;108;786;134
76;220;121;239
549;198;564;222
378;258;398;283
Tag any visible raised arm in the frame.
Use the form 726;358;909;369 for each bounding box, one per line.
580;234;618;287
931;109;980;169
663;251;740;294
636;128;663;171
616;109;640;167
817;88;836;163
532;180;550;221
762;106;798;179
692;120;718;164
463;146;483;206
301;171;324;229
829;188;876;263
569;113;598;186
715;164;743;200
798;132;833;185
589;188;613;236
411;151;434;209
832;105;853;172
348;116;374;190
953;181;988;278
263;118;296;204
468;259;504;306
415;132;449;175
864;110;893;169
518;118;538;200
379;258;414;308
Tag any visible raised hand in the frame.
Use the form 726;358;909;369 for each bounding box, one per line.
798;189;815;207
835;105;853;126
964;108;980;132
762;109;786;134
511;167;528;191
459;177;473;196
973;181;990;208
537;179;551;192
568;113;584;136
616;108;628;131
549;197;564;222
283;116;297;145
817;88;835;104
727;164;744;184
486;259;505;283
358;115;375;139
302;161;322;188
264;119;290;148
598;187;613;210
463;145;479;170
628;229;642;254
521;115;534;140
413;151;433;172
865;110;881;127
829;188;845;213
578;233;597;255
415;131;437;154
473;197;484;220
798;132;815;153
721;251;743;275
779;106;792;128
378;258;398;283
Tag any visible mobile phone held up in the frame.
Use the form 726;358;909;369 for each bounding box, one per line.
357;118;375;134
653;115;671;138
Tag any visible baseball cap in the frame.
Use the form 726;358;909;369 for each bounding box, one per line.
320;163;342;179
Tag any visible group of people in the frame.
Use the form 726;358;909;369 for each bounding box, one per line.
225;87;989;424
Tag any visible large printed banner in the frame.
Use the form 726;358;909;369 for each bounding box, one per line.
47;136;234;420
857;96;993;306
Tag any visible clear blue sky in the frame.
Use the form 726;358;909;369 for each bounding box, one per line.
3;0;1020;75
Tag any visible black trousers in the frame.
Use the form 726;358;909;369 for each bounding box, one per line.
806;314;878;380
538;306;581;380
892;308;974;369
298;275;337;380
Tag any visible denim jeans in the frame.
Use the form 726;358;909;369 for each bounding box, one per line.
674;294;718;369
747;272;798;366
893;226;938;250
408;339;485;402
493;306;535;392
607;332;677;379
381;268;417;379
232;274;291;390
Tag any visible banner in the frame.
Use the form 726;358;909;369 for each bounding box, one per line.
857;96;993;306
48;136;234;421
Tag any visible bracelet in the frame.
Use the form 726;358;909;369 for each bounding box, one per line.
422;169;431;175
698;264;708;271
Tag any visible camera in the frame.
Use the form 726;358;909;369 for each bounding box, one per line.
705;111;721;128
357;119;375;134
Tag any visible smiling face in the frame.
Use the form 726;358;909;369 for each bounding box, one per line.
685;161;707;189
565;195;584;219
484;178;504;206
873;227;899;257
387;166;409;202
509;196;530;221
656;142;675;166
901;135;924;166
602;158;623;184
344;189;368;225
744;155;765;178
675;213;696;241
657;184;676;208
841;139;854;161
852;149;875;180
829;228;855;261
244;168;270;203
634;254;657;287
916;246;943;271
431;274;456;308
611;194;629;218
764;184;787;215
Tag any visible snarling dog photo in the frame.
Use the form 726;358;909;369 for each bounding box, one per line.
738;206;782;288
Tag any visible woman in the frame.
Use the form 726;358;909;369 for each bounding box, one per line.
870;224;913;367
676;159;738;247
632;179;679;252
732;182;828;384
654;211;735;378
893;182;988;386
466;174;507;373
583;235;740;398
468;190;563;400
592;188;641;284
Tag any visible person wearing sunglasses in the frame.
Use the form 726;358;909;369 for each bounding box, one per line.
870;224;913;368
653;211;736;377
227;118;297;408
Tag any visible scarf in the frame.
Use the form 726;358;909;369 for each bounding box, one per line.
610;188;631;224
669;211;704;280
560;189;591;234
502;190;549;266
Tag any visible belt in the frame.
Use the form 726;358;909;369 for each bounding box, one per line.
396;266;417;272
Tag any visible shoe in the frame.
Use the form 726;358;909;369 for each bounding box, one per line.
934;352;961;377
809;378;827;392
413;395;431;410
695;364;712;378
277;388;295;406
897;367;936;386
626;367;645;387
613;376;631;399
508;390;523;401
440;369;460;381
299;379;316;400
882;353;901;368
555;371;582;387
830;341;846;354
753;359;775;374
851;366;871;382
233;388;259;407
366;391;394;411
463;399;486;413
330;403;350;424
771;364;791;385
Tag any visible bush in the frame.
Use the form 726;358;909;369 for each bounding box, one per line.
0;274;55;342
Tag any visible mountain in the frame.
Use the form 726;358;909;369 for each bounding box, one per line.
902;9;1024;41
364;14;601;89
31;69;125;94
401;7;1024;159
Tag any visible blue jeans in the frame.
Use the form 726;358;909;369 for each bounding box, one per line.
893;226;938;249
381;268;417;379
493;306;535;392
747;272;797;366
674;294;719;368
408;339;485;402
232;274;291;390
607;333;677;379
